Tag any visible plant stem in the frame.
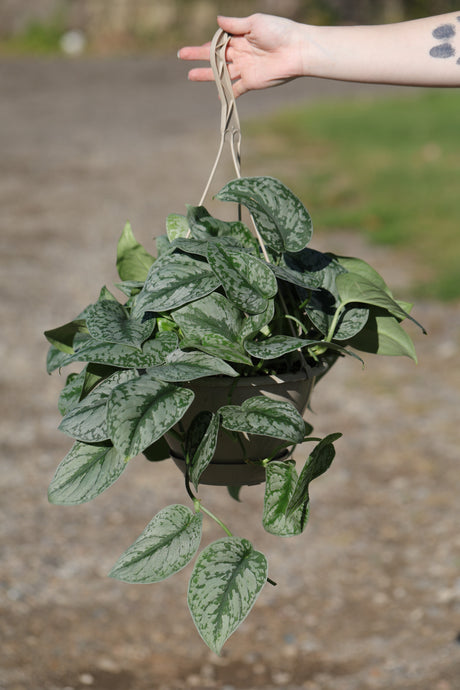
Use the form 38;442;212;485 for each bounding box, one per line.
325;302;345;342
194;500;233;537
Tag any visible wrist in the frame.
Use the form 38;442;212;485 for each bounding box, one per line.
297;23;334;79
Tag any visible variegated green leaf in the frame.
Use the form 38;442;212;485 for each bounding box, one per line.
240;300;274;340
287;433;342;516
220;396;306;445
185;412;220;489
284;248;342;289
181;335;252;366
64;332;178;368
109;504;203;583
166;213;189;241
116;222;155;281
307;289;369;341
132;254;220;318
216;176;312;253
171;235;240;259
188;537;268;654
263;460;308;536
59;369;138;443
115;280;144;298
172;293;244;343
245;335;323;360
148;350;238;381
48;441;126;505
107;375;194;459
47;344;71;373
86;300;155;349
207;242;277;314
58;369;87;416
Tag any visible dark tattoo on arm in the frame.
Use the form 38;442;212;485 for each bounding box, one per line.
429;19;460;64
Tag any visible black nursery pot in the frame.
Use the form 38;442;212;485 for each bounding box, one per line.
165;363;326;487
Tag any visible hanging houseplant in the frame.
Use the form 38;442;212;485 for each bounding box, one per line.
44;30;425;654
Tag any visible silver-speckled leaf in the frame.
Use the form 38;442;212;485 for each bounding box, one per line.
240;300;274;340
116;222;155;282
220;396;306;445
86;300;155;349
287;433;342;516
188;537;268;654
173;293;242;341
109;504;203;583
166;213;189;241
147;350;238;381
48;441;126;505
306;289;369;341
185;412;220;489
216;176;312;253
58;369;87;416
59;369;138;443
245;335;323;360
207;242;277;314
107;375;194;459
66;332;178;368
132;254;220;318
263;460;308;536
181;335;252;366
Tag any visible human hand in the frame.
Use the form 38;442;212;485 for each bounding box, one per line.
178;14;308;98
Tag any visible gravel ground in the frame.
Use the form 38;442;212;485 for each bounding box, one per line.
0;55;459;690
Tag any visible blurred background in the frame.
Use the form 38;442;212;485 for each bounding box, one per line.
1;2;459;689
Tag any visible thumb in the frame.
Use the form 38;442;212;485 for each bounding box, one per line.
217;15;252;36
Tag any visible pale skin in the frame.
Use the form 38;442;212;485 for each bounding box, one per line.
178;12;460;97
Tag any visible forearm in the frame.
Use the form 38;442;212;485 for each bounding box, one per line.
302;12;460;86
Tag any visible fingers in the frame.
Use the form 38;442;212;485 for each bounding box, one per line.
187;67;214;82
177;43;211;61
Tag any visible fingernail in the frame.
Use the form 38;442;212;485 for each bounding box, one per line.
177;49;181;59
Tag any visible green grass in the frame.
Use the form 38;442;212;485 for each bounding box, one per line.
246;90;460;301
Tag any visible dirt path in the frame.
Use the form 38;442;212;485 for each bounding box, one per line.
1;56;459;690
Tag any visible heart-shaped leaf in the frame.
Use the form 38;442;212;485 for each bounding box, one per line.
132;254;220;318
245;335;323;360
59;369;138;443
207;242;277;314
86;300;155;349
263;460;308;536
185;412;220;489
65;332;178;368
220;396;306;445
287;433;342;516
346;307;418;361
188;537;268;654
48;441;126;505
172;292;243;343
148;350;238;381
116;222;155;281
166;213;189;241
181;335;252;366
107;375;195;459
336;272;426;333
109;504;203;583
216;176;312;253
